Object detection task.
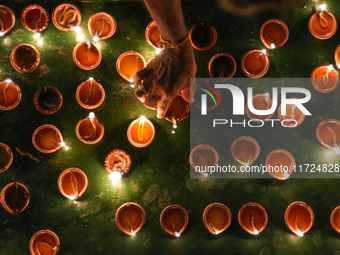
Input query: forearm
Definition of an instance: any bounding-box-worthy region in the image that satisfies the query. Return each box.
[144,0,187,42]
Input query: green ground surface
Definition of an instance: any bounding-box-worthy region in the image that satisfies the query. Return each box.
[0,0,339,254]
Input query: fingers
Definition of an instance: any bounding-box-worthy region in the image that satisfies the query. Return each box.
[133,67,152,85]
[144,94,160,110]
[156,98,171,119]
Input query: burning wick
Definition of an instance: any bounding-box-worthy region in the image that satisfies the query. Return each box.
[93,35,99,42]
[85,40,92,64]
[83,112,97,139]
[294,212,304,236]
[208,223,220,235]
[94,19,108,38]
[240,154,253,166]
[322,65,334,85]
[155,48,163,55]
[125,211,136,236]
[73,26,81,34]
[172,118,177,134]
[271,43,276,49]
[327,125,340,154]
[109,171,122,185]
[318,5,328,29]
[60,141,69,151]
[137,116,146,142]
[250,209,259,235]
[33,32,41,39]
[170,216,180,237]
[256,49,267,60]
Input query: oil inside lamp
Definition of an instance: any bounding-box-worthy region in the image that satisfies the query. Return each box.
[34,86,63,114]
[0,79,22,110]
[104,149,131,185]
[52,3,81,31]
[311,65,339,93]
[265,149,295,180]
[76,77,105,109]
[316,119,340,154]
[10,44,40,74]
[238,202,268,235]
[160,205,189,237]
[278,103,305,128]
[308,4,337,40]
[88,12,116,41]
[0,5,15,36]
[203,203,232,235]
[32,124,64,153]
[241,49,270,78]
[116,51,146,82]
[189,22,217,51]
[208,53,237,78]
[57,168,88,200]
[0,143,13,173]
[285,201,314,236]
[260,19,289,49]
[29,229,60,255]
[76,112,104,144]
[231,136,260,166]
[189,144,219,177]
[21,4,49,33]
[246,93,274,121]
[73,40,102,70]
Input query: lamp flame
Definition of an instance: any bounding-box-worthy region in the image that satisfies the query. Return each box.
[109,171,122,185]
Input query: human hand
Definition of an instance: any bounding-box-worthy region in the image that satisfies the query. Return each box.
[133,42,196,119]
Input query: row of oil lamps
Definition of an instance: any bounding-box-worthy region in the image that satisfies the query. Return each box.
[1,194,340,254]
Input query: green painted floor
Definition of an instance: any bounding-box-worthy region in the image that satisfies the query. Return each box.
[0,0,340,254]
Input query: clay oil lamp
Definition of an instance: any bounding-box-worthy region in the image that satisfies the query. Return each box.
[127,116,155,148]
[76,77,105,109]
[160,205,189,237]
[246,93,274,121]
[104,149,131,185]
[189,144,219,177]
[75,112,104,144]
[115,203,146,236]
[231,136,260,166]
[52,3,81,32]
[330,205,340,234]
[311,65,338,93]
[316,119,340,154]
[32,124,65,153]
[88,12,116,41]
[21,4,49,38]
[29,229,60,255]
[145,21,162,50]
[265,149,295,180]
[277,103,305,128]
[308,4,337,40]
[208,53,237,78]
[238,202,268,235]
[189,22,217,51]
[203,203,232,235]
[73,40,102,70]
[0,182,30,214]
[0,79,21,110]
[57,168,88,200]
[10,44,40,74]
[241,49,269,78]
[0,5,15,36]
[116,51,146,82]
[0,143,13,174]
[260,19,289,49]
[164,95,190,128]
[285,201,314,236]
[34,86,62,114]
[334,45,340,69]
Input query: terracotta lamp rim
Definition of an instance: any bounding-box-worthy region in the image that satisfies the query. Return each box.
[0,143,13,174]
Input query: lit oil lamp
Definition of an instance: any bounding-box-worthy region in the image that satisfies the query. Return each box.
[308,4,337,40]
[57,168,88,200]
[10,44,40,74]
[241,49,269,78]
[75,112,104,144]
[165,95,190,128]
[311,65,339,93]
[285,201,314,236]
[189,22,217,51]
[0,5,15,36]
[116,50,146,82]
[34,86,63,114]
[208,53,237,78]
[265,149,295,180]
[0,143,13,174]
[189,144,219,177]
[160,205,189,237]
[246,93,274,121]
[0,79,21,110]
[115,203,146,236]
[21,4,49,38]
[238,202,268,235]
[127,116,155,148]
[330,205,340,234]
[88,12,116,41]
[0,182,30,214]
[231,136,260,166]
[260,19,289,49]
[76,77,105,109]
[104,149,131,185]
[73,40,102,70]
[316,119,340,154]
[203,203,232,235]
[52,3,81,31]
[334,45,340,69]
[29,229,60,255]
[277,103,305,128]
[145,21,162,49]
[32,124,66,153]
